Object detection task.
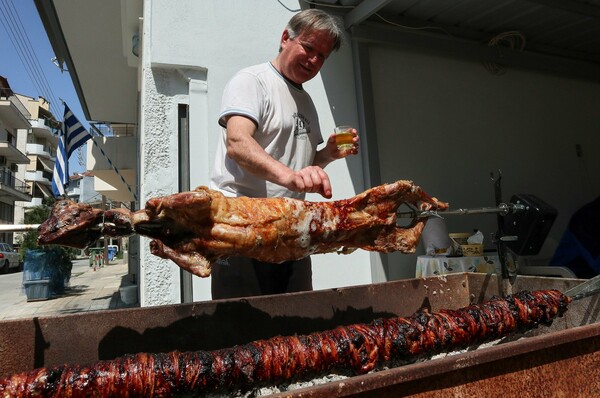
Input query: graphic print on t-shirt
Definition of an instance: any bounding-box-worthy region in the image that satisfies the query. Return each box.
[293,112,310,140]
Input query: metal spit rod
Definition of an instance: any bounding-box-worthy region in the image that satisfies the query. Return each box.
[397,202,526,219]
[1,203,527,233]
[565,273,600,301]
[0,224,107,233]
[0,224,41,232]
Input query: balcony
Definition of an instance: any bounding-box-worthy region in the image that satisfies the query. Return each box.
[0,170,32,202]
[23,197,44,208]
[25,170,51,185]
[0,90,31,129]
[26,143,54,158]
[29,118,59,140]
[66,186,81,197]
[0,141,30,164]
[87,135,137,202]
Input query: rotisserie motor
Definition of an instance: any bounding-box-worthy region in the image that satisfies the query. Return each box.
[38,180,448,277]
[0,289,570,397]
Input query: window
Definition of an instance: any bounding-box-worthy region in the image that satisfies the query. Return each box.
[0,202,14,223]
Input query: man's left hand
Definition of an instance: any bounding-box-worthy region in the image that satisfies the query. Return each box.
[326,127,359,159]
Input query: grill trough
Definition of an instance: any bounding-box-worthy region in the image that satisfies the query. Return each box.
[0,273,599,397]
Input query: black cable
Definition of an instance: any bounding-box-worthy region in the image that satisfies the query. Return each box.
[276,0,300,13]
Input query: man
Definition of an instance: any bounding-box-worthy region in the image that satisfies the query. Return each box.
[209,9,359,299]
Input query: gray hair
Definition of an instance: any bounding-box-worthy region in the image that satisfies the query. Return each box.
[285,9,344,52]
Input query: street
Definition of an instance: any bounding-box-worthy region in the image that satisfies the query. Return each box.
[0,257,134,320]
[0,261,25,315]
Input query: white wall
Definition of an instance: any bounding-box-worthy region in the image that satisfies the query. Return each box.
[368,44,600,279]
[141,0,370,304]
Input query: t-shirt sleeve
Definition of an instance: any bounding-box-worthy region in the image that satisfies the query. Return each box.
[218,71,263,128]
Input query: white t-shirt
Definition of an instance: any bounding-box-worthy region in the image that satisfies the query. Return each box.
[210,63,323,199]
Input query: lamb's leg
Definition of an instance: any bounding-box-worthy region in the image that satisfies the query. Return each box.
[149,239,213,277]
[334,181,447,237]
[346,180,447,220]
[374,221,427,253]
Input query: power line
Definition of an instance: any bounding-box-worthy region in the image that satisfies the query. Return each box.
[0,0,62,117]
[2,0,58,113]
[6,0,61,114]
[0,3,44,99]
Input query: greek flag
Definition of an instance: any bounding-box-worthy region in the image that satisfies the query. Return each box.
[51,104,92,197]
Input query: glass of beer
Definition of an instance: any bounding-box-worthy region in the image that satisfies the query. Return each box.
[334,125,354,151]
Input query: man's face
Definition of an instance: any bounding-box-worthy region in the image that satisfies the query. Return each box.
[277,28,335,85]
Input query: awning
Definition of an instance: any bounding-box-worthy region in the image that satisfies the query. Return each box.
[38,158,54,173]
[35,182,53,198]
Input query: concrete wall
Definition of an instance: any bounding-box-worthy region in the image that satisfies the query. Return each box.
[368,44,600,279]
[138,0,183,306]
[139,0,369,304]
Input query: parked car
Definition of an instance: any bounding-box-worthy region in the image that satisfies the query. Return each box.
[0,242,21,273]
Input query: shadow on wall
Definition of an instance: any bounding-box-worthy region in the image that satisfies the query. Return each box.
[97,299,401,359]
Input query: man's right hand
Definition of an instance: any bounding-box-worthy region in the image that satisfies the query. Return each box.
[284,165,332,199]
[225,116,333,199]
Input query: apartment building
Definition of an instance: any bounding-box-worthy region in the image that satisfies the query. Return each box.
[20,95,60,209]
[0,76,33,245]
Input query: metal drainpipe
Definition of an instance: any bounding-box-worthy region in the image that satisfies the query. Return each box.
[102,195,109,266]
[178,103,193,303]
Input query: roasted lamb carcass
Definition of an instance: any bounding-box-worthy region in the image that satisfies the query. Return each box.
[38,180,447,277]
[0,290,571,397]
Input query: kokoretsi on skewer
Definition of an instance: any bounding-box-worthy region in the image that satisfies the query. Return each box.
[0,290,570,397]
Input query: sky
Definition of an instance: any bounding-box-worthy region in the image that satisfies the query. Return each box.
[0,0,86,174]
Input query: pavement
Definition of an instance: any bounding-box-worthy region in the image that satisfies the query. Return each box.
[0,257,137,321]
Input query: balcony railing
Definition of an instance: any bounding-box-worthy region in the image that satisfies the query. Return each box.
[90,122,136,137]
[30,118,60,135]
[0,170,30,194]
[42,117,61,130]
[0,88,12,97]
[26,143,55,158]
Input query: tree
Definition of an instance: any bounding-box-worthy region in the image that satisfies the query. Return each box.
[19,205,51,259]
